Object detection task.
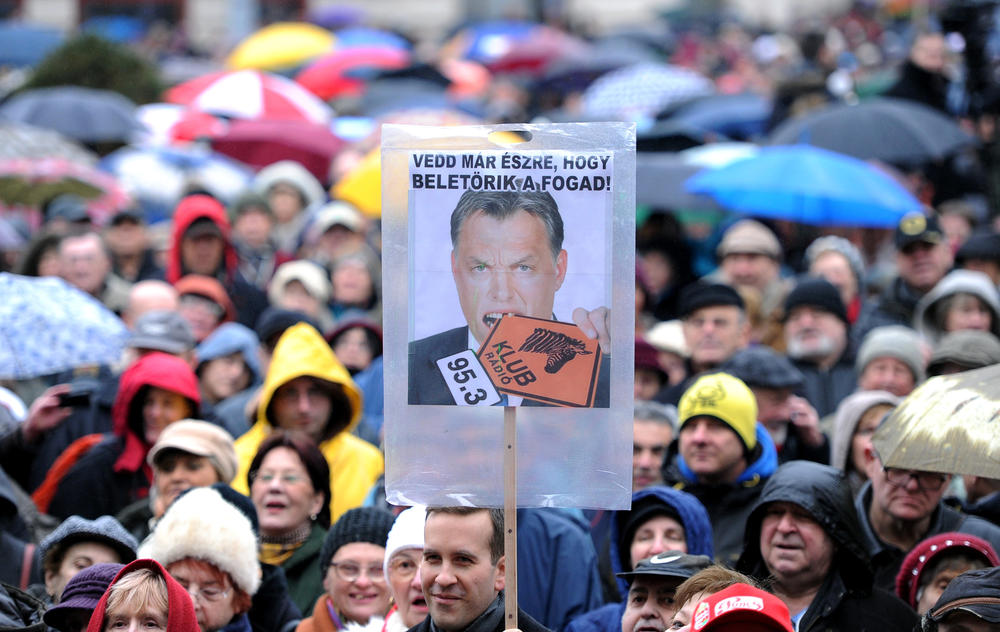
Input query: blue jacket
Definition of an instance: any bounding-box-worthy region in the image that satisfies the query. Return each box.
[566,487,713,632]
[517,508,604,632]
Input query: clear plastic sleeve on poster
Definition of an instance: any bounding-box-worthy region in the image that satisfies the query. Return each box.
[381,122,635,509]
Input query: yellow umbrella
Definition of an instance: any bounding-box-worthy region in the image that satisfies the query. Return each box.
[333,147,380,218]
[227,22,335,72]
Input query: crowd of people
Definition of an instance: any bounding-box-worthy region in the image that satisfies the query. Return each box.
[3,2,1000,632]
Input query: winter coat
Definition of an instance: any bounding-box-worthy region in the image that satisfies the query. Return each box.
[566,487,713,632]
[661,423,778,565]
[913,269,1000,344]
[167,195,268,328]
[85,559,198,632]
[47,353,201,520]
[405,593,550,632]
[516,508,604,632]
[790,352,858,419]
[884,60,949,113]
[249,562,302,632]
[232,323,383,523]
[0,582,46,632]
[852,276,926,348]
[0,468,40,589]
[736,461,917,632]
[283,523,327,618]
[854,480,1000,592]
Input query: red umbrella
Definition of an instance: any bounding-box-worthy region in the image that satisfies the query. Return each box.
[296,46,411,100]
[486,26,590,76]
[210,118,346,183]
[165,70,334,125]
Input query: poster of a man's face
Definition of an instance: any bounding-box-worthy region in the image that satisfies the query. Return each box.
[407,150,612,407]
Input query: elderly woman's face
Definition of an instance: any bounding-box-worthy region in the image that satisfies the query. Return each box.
[167,559,239,632]
[387,548,427,628]
[250,447,324,537]
[323,542,391,624]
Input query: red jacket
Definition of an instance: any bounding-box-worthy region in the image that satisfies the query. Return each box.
[166,194,240,285]
[87,559,199,632]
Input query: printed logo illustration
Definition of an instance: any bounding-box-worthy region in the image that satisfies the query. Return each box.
[477,315,602,407]
[518,328,593,374]
[693,381,726,409]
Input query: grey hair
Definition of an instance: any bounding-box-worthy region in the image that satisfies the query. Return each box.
[450,190,564,261]
[634,400,679,433]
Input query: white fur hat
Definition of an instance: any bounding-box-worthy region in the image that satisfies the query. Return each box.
[138,487,261,595]
[382,505,426,579]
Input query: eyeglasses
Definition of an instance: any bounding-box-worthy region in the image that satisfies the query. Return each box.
[175,580,231,603]
[882,466,948,492]
[252,471,306,486]
[330,562,385,582]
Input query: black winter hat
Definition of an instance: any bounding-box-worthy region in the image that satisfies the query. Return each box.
[721,346,804,389]
[319,507,396,574]
[783,277,848,324]
[677,282,744,318]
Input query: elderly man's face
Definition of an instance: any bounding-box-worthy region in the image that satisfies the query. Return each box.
[720,253,778,292]
[896,241,952,293]
[681,305,748,370]
[451,210,567,344]
[865,450,950,524]
[633,419,672,490]
[759,501,834,589]
[620,576,682,632]
[60,234,110,296]
[784,306,847,365]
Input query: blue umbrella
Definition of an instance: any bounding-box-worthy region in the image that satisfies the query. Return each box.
[0,273,129,379]
[685,145,922,227]
[0,21,64,67]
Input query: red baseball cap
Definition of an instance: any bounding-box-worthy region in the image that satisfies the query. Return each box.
[691,583,794,632]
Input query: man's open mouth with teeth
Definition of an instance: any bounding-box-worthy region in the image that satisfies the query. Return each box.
[482,312,519,330]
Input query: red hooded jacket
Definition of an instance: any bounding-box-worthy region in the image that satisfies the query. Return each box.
[45,353,201,520]
[166,195,240,285]
[87,558,199,632]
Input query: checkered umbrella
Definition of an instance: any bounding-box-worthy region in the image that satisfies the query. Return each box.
[581,62,714,121]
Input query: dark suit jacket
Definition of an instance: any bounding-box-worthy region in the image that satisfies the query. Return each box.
[408,326,610,407]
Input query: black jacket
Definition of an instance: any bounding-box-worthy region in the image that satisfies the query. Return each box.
[737,461,917,632]
[852,276,925,348]
[406,593,550,632]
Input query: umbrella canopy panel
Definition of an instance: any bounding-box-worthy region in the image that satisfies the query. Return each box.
[0,273,129,379]
[685,144,922,227]
[226,21,335,71]
[767,97,976,165]
[0,123,98,165]
[0,86,145,143]
[873,363,1000,479]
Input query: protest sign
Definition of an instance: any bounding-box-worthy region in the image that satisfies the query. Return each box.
[382,123,634,510]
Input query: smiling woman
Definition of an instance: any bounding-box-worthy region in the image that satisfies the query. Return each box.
[296,507,396,632]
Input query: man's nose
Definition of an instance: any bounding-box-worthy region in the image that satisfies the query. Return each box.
[488,270,514,300]
[435,564,456,587]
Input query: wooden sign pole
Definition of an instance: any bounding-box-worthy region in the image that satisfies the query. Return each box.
[503,405,518,631]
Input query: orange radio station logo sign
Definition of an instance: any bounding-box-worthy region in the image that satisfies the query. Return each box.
[477,315,602,407]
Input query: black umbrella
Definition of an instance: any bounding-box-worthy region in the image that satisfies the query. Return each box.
[766,97,976,165]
